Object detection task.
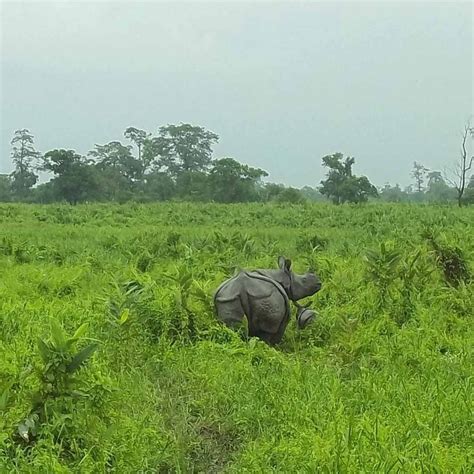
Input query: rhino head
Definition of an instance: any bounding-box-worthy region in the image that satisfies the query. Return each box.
[254,256,322,302]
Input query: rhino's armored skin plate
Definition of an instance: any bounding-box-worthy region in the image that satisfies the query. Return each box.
[214,257,322,344]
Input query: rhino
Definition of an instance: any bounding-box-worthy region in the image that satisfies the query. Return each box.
[214,256,322,344]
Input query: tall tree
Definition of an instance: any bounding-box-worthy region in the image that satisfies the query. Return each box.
[42,149,97,204]
[411,161,429,193]
[208,158,267,202]
[446,121,473,206]
[425,171,455,202]
[10,129,40,198]
[124,127,150,165]
[319,153,378,204]
[150,123,219,176]
[427,171,444,186]
[89,141,143,182]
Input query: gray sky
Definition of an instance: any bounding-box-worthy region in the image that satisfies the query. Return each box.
[1,1,473,187]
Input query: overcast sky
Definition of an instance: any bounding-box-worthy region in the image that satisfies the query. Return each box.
[1,1,472,187]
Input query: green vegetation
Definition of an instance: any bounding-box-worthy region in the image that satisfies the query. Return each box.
[319,153,378,204]
[3,124,473,206]
[0,202,473,472]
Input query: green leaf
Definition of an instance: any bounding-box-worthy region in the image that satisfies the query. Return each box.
[37,337,51,363]
[66,323,88,349]
[71,323,88,341]
[50,319,67,351]
[119,309,130,325]
[0,381,13,411]
[67,343,99,373]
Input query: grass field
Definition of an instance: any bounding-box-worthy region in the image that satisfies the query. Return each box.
[0,202,473,472]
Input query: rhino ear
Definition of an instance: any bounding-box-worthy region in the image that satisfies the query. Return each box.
[278,256,292,272]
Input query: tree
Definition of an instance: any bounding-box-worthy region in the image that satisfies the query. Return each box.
[411,161,429,193]
[175,170,210,201]
[141,171,176,201]
[299,186,325,202]
[275,187,306,204]
[319,153,378,204]
[89,141,143,201]
[42,149,98,204]
[446,121,473,207]
[463,174,474,204]
[0,174,12,201]
[208,158,268,202]
[32,181,59,204]
[261,183,306,203]
[262,183,286,202]
[425,171,456,203]
[150,123,219,177]
[89,141,143,183]
[10,129,40,198]
[93,166,132,202]
[379,183,409,203]
[123,127,149,162]
[427,171,444,186]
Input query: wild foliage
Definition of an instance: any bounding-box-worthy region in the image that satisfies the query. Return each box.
[0,202,472,471]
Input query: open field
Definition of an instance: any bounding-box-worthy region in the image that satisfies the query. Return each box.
[0,202,473,472]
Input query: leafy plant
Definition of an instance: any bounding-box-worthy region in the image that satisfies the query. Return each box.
[107,278,150,326]
[0,380,13,413]
[165,266,200,340]
[395,249,432,325]
[1,202,473,472]
[424,232,470,286]
[231,231,255,255]
[364,242,401,308]
[166,231,182,256]
[17,320,99,444]
[136,249,154,272]
[296,233,328,253]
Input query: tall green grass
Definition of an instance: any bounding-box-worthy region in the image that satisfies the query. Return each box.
[1,203,473,472]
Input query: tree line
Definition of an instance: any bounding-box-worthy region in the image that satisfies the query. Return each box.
[1,123,473,205]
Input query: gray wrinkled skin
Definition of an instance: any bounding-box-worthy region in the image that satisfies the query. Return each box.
[214,257,322,344]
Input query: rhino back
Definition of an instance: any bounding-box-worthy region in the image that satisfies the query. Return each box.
[214,272,291,337]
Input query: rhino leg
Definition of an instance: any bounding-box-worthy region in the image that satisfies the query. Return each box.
[249,327,287,345]
[214,275,245,327]
[246,284,290,345]
[214,272,291,344]
[214,296,245,327]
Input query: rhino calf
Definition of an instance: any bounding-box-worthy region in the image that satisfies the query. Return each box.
[214,257,322,344]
